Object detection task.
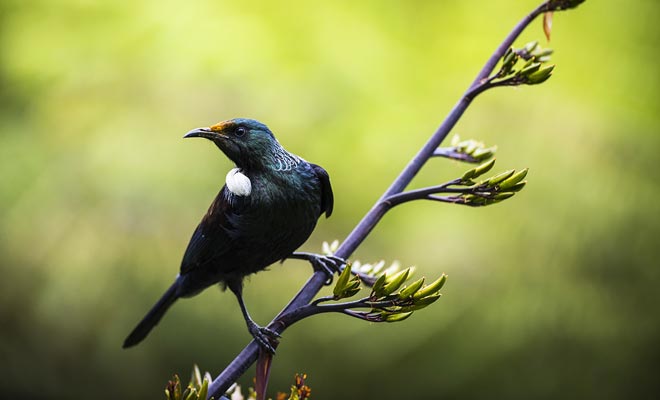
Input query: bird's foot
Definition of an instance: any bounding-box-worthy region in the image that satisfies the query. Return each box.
[288,252,380,286]
[289,252,346,285]
[247,321,280,354]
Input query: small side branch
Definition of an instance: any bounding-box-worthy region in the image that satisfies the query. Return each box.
[433,147,481,163]
[278,272,448,328]
[383,179,462,208]
[383,162,528,209]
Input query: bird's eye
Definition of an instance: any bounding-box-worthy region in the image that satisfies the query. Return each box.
[235,127,247,137]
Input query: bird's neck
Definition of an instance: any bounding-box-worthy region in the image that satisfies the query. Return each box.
[226,145,304,197]
[238,143,302,173]
[268,144,302,172]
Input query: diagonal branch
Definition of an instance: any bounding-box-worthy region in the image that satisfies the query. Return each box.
[207,1,568,398]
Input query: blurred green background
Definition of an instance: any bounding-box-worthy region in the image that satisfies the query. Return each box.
[2,0,659,398]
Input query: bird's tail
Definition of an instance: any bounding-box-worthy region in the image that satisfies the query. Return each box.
[123,281,180,348]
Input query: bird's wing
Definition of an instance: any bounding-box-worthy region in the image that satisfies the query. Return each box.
[179,187,239,274]
[310,163,334,218]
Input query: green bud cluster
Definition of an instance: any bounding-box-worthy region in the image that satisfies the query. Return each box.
[493,41,556,86]
[323,257,447,324]
[448,134,497,162]
[367,270,447,323]
[332,261,362,299]
[221,372,311,400]
[462,159,496,182]
[165,365,211,400]
[458,160,528,206]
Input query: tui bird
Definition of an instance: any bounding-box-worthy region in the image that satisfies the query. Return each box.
[123,118,334,352]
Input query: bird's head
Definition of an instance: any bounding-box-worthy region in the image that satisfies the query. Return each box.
[184,118,281,170]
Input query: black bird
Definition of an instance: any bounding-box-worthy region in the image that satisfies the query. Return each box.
[123,118,334,352]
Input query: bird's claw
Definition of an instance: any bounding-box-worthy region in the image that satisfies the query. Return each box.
[311,255,382,286]
[328,255,346,268]
[262,326,281,339]
[310,255,347,285]
[289,252,377,286]
[288,252,347,285]
[248,323,280,354]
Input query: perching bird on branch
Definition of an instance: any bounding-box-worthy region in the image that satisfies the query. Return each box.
[123,118,334,353]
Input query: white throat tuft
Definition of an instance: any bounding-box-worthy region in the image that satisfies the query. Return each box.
[226,168,252,196]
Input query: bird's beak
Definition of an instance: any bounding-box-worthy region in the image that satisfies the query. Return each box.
[183,127,227,140]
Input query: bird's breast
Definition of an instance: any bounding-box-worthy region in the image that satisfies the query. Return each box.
[224,168,322,268]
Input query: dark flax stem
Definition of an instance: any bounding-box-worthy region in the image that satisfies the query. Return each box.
[383,179,464,208]
[207,2,549,398]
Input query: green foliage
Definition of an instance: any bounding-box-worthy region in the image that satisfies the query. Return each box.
[165,366,211,400]
[166,367,312,400]
[332,260,362,299]
[285,374,312,400]
[434,135,497,163]
[326,254,447,324]
[491,41,557,86]
[223,373,311,400]
[453,160,529,207]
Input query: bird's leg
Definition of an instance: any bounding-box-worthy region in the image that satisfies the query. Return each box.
[227,280,280,354]
[288,252,347,285]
